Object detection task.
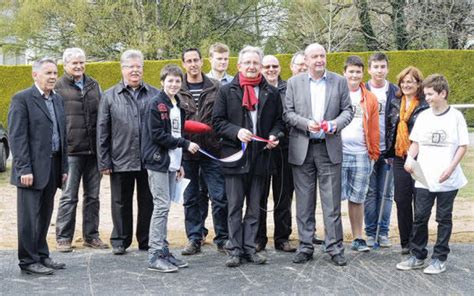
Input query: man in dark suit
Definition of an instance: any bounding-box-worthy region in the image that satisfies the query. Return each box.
[283,43,353,266]
[213,46,284,268]
[8,58,68,275]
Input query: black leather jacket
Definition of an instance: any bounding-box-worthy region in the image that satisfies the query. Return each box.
[386,95,429,157]
[97,81,159,172]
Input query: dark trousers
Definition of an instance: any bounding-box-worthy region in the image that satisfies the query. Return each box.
[56,155,101,242]
[256,148,294,247]
[109,170,153,250]
[17,155,60,268]
[393,156,416,248]
[411,189,457,261]
[183,159,228,246]
[225,173,265,256]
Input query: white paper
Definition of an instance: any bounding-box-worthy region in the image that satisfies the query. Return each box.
[170,178,190,204]
[406,156,429,188]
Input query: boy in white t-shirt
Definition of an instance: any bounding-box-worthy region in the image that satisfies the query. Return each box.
[396,74,469,274]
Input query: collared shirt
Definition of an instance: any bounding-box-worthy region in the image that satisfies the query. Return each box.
[74,76,84,91]
[207,70,233,85]
[249,86,259,134]
[35,84,60,152]
[309,72,327,139]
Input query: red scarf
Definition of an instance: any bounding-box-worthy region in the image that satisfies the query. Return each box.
[239,72,262,111]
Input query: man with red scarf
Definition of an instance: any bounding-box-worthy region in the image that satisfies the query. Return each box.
[212,46,284,268]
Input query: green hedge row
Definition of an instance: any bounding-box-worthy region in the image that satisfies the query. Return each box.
[1,49,473,127]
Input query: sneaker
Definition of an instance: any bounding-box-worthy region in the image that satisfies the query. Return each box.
[378,235,392,248]
[225,255,241,267]
[166,253,188,268]
[396,256,425,270]
[423,259,446,274]
[243,252,267,265]
[112,246,126,255]
[351,239,370,252]
[181,241,201,256]
[148,254,178,273]
[57,240,73,253]
[83,238,109,249]
[366,236,375,247]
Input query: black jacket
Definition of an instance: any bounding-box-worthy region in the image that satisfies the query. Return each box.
[8,86,68,189]
[179,74,221,160]
[366,81,398,156]
[55,73,101,156]
[141,92,190,173]
[386,95,429,157]
[97,81,160,172]
[212,75,284,175]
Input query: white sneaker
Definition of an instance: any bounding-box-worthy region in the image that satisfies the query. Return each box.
[423,259,446,274]
[379,235,392,247]
[396,256,425,270]
[366,236,375,247]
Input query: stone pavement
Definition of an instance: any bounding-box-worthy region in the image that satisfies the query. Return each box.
[1,243,473,295]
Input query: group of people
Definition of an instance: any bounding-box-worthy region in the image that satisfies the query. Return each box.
[8,41,468,276]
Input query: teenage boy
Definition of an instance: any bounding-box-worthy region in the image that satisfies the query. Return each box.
[341,56,380,252]
[397,74,469,274]
[141,64,200,273]
[364,52,398,247]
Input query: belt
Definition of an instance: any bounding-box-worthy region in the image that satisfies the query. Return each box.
[309,138,325,144]
[51,151,60,157]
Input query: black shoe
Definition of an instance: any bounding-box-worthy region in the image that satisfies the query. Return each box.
[181,241,201,256]
[217,244,228,254]
[112,246,126,255]
[275,241,297,253]
[312,235,324,245]
[21,263,54,275]
[243,253,267,265]
[225,255,241,267]
[139,245,149,251]
[41,258,66,270]
[331,254,347,266]
[293,252,313,264]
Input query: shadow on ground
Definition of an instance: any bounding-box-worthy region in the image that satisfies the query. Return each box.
[1,243,473,295]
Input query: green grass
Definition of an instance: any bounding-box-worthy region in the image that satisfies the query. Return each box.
[458,148,474,200]
[468,127,474,133]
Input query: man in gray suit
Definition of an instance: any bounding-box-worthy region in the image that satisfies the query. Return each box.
[283,43,353,266]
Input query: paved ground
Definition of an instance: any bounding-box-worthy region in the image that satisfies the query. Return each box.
[1,243,473,295]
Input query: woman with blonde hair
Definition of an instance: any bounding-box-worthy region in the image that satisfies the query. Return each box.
[386,66,429,254]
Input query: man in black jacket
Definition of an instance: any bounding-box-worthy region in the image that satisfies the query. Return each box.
[179,48,228,255]
[9,58,68,275]
[213,46,284,267]
[97,49,159,255]
[255,55,296,253]
[55,48,108,252]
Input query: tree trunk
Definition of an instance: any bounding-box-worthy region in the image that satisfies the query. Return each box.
[355,0,380,50]
[390,0,409,50]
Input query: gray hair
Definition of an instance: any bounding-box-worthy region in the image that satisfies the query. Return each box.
[120,49,144,66]
[291,51,304,65]
[238,46,264,64]
[32,57,57,73]
[63,48,86,64]
[304,43,326,56]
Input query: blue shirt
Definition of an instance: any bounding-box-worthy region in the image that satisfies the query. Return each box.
[309,72,327,139]
[207,71,233,85]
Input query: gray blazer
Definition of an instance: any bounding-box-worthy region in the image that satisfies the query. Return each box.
[283,71,353,165]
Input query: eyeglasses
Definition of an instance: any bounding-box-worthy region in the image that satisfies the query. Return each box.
[240,61,260,67]
[122,64,143,70]
[263,65,280,69]
[401,80,417,85]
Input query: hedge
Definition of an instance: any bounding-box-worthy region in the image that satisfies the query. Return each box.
[1,49,473,127]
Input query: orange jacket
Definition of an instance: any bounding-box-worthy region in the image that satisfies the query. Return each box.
[359,83,380,160]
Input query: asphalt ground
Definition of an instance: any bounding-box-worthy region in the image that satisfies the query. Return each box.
[1,243,473,295]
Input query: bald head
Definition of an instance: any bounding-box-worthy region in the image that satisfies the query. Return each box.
[261,55,281,87]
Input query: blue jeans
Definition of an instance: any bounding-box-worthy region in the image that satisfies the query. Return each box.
[364,154,394,237]
[56,155,101,242]
[183,158,228,246]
